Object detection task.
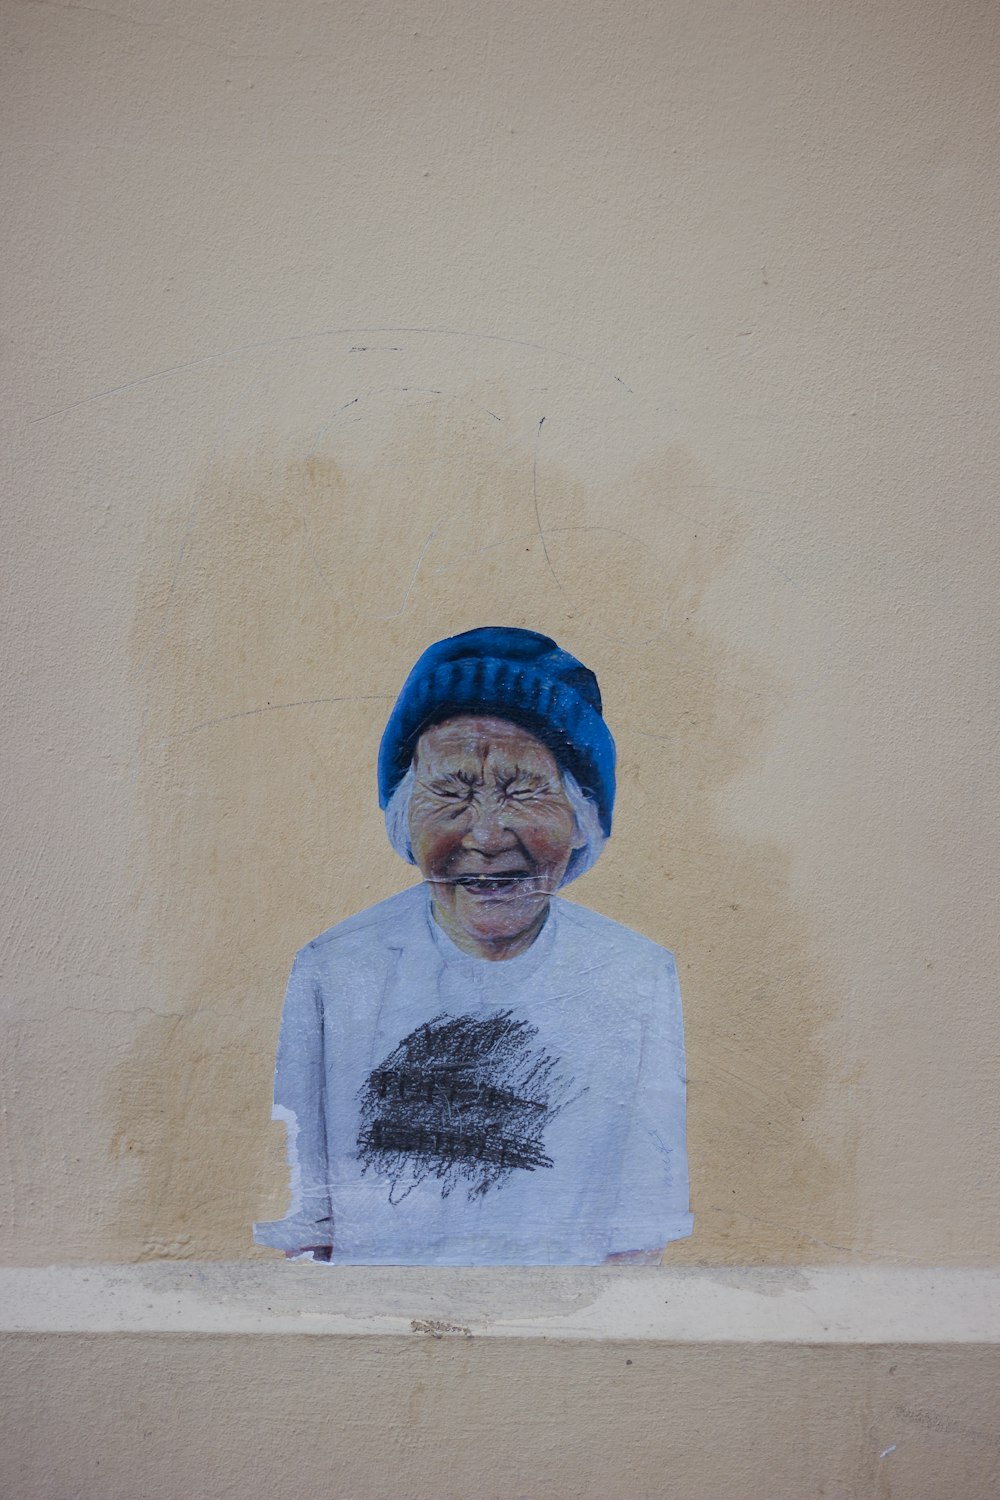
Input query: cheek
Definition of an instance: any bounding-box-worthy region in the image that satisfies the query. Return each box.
[409,809,464,868]
[516,808,577,864]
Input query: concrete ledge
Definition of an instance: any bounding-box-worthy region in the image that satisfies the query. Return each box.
[4,1271,1000,1499]
[2,1263,997,1342]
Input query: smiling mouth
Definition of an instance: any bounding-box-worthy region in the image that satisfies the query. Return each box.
[433,872,545,895]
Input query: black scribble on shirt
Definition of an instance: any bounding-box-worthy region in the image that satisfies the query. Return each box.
[357,1010,576,1202]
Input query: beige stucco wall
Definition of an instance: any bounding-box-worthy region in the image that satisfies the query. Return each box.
[5,1331,1000,1500]
[4,0,999,1492]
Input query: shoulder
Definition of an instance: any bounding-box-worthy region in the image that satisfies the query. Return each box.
[552,896,679,981]
[295,882,427,971]
[552,899,684,1045]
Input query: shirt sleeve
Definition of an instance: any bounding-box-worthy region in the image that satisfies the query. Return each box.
[607,949,693,1255]
[252,951,335,1252]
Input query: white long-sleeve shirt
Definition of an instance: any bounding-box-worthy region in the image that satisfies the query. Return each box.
[254,882,692,1264]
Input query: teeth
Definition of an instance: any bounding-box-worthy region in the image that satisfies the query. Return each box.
[425,874,551,892]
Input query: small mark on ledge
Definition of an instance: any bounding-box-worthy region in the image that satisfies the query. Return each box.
[879,1444,897,1460]
[411,1318,473,1339]
[349,345,402,352]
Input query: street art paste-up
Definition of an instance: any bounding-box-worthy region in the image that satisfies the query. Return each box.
[254,627,692,1265]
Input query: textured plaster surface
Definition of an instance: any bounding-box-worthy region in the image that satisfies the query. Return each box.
[3,0,1000,1491]
[4,1332,1000,1499]
[6,0,1000,1263]
[3,1264,999,1342]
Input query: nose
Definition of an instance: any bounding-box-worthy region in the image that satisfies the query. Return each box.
[463,791,518,855]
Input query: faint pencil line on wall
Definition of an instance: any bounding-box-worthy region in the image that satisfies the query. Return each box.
[28,326,632,424]
[308,389,504,458]
[377,523,444,620]
[159,694,394,747]
[532,415,563,592]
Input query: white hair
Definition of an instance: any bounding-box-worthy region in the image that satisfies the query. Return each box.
[384,764,606,887]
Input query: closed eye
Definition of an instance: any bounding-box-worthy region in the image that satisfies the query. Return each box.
[426,775,478,801]
[501,781,551,802]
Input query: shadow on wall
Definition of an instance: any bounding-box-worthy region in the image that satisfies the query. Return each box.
[109,392,857,1262]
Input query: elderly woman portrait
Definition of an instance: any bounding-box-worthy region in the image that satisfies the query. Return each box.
[254,627,692,1265]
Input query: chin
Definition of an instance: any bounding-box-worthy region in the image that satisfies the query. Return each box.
[467,917,535,945]
[453,890,550,946]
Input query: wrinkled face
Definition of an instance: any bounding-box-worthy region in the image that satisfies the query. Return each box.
[409,716,583,959]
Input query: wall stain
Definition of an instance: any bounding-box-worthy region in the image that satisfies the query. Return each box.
[411,1319,473,1339]
[108,394,857,1262]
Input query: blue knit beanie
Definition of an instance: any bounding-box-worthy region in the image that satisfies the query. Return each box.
[377,627,616,836]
